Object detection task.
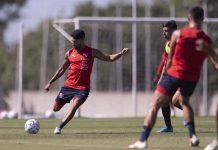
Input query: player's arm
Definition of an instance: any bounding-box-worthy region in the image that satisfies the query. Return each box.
[208,56,218,69]
[153,52,167,85]
[196,39,218,69]
[44,52,70,91]
[166,30,180,70]
[92,48,129,62]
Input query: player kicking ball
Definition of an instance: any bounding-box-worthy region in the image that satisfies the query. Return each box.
[44,29,129,134]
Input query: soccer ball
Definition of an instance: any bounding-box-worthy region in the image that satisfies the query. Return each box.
[24,119,40,134]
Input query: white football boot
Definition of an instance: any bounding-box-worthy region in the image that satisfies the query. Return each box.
[128,141,147,149]
[54,127,61,134]
[190,134,200,147]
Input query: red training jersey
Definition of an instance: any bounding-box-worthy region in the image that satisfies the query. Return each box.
[167,27,212,81]
[153,42,170,84]
[64,46,94,90]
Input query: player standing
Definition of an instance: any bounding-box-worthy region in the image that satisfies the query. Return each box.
[154,20,181,133]
[44,29,128,134]
[128,6,212,149]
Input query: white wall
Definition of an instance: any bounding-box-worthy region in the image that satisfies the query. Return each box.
[6,91,218,118]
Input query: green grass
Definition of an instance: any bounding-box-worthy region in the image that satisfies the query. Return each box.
[0,117,216,150]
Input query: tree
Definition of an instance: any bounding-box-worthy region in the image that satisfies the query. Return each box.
[0,0,26,111]
[0,0,26,41]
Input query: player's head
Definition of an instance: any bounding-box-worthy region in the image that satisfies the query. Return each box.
[188,6,204,23]
[162,20,177,40]
[70,29,85,49]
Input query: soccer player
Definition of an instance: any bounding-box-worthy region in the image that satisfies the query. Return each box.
[128,6,213,149]
[156,21,218,133]
[44,29,129,134]
[154,20,181,133]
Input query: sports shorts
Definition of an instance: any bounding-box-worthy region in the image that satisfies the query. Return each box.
[55,86,89,104]
[156,73,197,97]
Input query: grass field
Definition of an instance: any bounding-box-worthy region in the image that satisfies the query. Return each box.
[0,117,216,150]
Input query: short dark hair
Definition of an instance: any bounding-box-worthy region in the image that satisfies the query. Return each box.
[189,6,204,22]
[163,20,177,30]
[71,29,85,39]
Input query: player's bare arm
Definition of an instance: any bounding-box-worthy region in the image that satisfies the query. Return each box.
[44,53,70,91]
[92,48,129,61]
[196,39,218,69]
[208,56,218,69]
[166,30,180,70]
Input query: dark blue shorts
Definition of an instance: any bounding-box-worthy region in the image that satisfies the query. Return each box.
[55,86,89,103]
[156,74,197,97]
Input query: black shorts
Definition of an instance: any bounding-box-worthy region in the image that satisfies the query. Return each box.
[156,74,197,97]
[55,86,89,103]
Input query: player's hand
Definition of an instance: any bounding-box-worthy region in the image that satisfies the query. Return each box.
[121,48,129,55]
[44,83,51,91]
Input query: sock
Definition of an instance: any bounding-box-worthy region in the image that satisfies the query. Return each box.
[139,126,151,142]
[186,121,196,138]
[162,106,172,127]
[58,121,66,129]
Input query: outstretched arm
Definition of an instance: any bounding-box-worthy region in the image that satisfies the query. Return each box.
[92,48,129,62]
[44,53,70,91]
[196,39,218,69]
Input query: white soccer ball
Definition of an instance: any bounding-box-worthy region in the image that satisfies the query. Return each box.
[24,119,40,134]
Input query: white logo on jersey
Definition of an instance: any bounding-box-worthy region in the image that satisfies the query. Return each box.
[59,93,64,98]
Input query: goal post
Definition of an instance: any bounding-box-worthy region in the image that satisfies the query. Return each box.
[52,16,218,117]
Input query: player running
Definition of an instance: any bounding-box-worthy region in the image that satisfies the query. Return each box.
[128,6,213,149]
[156,21,218,133]
[44,29,129,134]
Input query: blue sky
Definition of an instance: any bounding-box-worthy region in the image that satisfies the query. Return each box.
[4,0,117,45]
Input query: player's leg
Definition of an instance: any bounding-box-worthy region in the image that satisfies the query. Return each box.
[54,96,87,134]
[158,90,183,133]
[172,90,182,110]
[180,95,199,146]
[53,86,70,112]
[54,88,89,134]
[63,96,84,123]
[54,96,84,134]
[157,105,173,132]
[128,90,172,149]
[180,81,199,146]
[145,90,172,128]
[53,101,66,112]
[128,74,178,149]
